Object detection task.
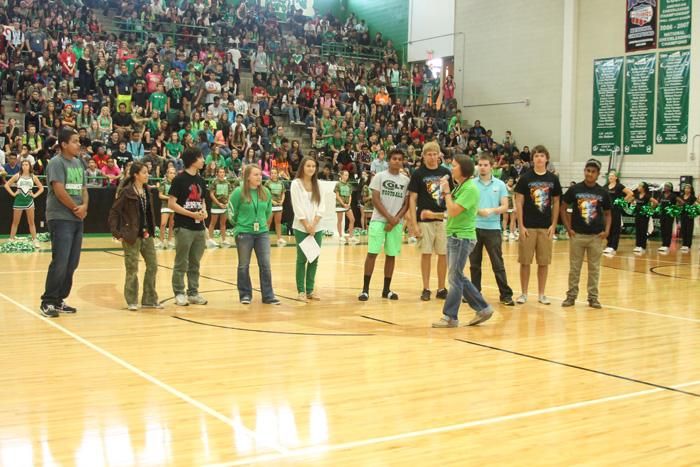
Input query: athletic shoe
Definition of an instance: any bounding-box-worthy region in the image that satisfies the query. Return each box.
[58,300,77,314]
[552,235,559,241]
[221,240,232,248]
[538,295,551,305]
[603,247,613,254]
[307,291,321,301]
[175,294,189,306]
[40,303,59,318]
[634,248,646,255]
[206,239,219,248]
[298,293,308,302]
[241,297,252,305]
[347,236,360,244]
[435,288,448,300]
[188,294,208,305]
[408,236,417,244]
[142,303,164,309]
[339,236,348,244]
[420,289,431,301]
[516,294,528,304]
[382,291,399,300]
[633,246,642,253]
[561,297,576,307]
[168,240,176,249]
[358,292,369,301]
[432,316,459,328]
[509,233,516,241]
[155,241,165,250]
[263,298,281,305]
[500,297,515,306]
[588,299,602,309]
[681,246,690,253]
[127,304,138,311]
[277,238,287,247]
[32,240,41,249]
[658,246,670,254]
[468,308,493,326]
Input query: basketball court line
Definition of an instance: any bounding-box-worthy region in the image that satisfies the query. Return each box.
[0,290,290,456]
[205,378,700,466]
[338,259,700,324]
[0,268,123,275]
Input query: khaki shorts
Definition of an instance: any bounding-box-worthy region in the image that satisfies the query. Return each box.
[518,228,553,265]
[418,221,447,255]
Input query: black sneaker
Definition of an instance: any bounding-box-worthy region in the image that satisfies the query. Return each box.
[420,289,431,301]
[435,288,448,300]
[381,291,399,300]
[588,299,602,309]
[263,298,281,306]
[58,300,77,314]
[40,303,59,318]
[241,297,252,305]
[500,297,515,306]
[358,292,369,301]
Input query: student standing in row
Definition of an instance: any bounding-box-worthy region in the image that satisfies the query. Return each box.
[267,168,288,247]
[40,128,87,318]
[632,182,656,254]
[604,170,633,255]
[656,182,676,254]
[168,147,209,307]
[560,159,611,309]
[514,145,561,305]
[109,162,160,311]
[157,167,176,249]
[433,155,493,328]
[358,149,410,301]
[290,157,323,302]
[677,184,697,252]
[230,165,280,305]
[4,160,44,247]
[207,167,234,248]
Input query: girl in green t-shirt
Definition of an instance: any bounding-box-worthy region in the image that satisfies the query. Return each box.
[265,168,287,246]
[208,167,234,248]
[334,170,358,244]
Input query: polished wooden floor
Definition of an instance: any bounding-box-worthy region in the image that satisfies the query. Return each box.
[2,234,700,466]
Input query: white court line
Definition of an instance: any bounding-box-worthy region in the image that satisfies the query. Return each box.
[338,260,700,324]
[206,378,700,466]
[0,268,123,275]
[0,291,290,456]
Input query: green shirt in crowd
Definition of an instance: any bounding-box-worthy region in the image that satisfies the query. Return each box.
[266,180,285,206]
[445,178,479,240]
[149,92,168,112]
[335,180,352,207]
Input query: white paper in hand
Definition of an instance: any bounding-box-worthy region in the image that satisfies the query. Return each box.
[299,234,321,264]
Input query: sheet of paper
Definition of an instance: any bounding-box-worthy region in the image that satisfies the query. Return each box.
[298,234,320,264]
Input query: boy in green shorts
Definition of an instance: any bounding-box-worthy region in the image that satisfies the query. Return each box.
[358,149,410,301]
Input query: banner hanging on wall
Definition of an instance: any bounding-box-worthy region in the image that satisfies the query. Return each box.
[656,50,690,144]
[658,0,692,48]
[626,0,658,52]
[592,57,624,156]
[623,53,656,155]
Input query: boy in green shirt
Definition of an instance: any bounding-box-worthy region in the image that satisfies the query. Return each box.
[433,154,493,328]
[148,83,168,116]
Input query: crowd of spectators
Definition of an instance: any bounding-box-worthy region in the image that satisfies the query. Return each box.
[0,0,541,192]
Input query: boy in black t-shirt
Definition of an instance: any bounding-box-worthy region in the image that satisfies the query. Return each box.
[560,159,611,309]
[514,145,562,305]
[168,147,209,307]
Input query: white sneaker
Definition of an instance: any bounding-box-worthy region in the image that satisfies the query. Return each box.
[657,246,665,252]
[206,239,219,248]
[509,233,516,241]
[175,294,189,306]
[155,241,165,250]
[339,236,348,244]
[32,240,41,249]
[681,246,689,253]
[221,240,232,248]
[603,247,613,254]
[633,246,642,253]
[552,235,559,241]
[348,236,360,244]
[408,236,417,244]
[538,295,551,305]
[516,294,528,304]
[127,304,138,311]
[277,238,287,246]
[188,294,208,305]
[168,240,176,249]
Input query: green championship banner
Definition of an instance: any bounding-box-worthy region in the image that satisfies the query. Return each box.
[656,50,690,144]
[658,0,692,48]
[592,57,624,155]
[623,53,656,155]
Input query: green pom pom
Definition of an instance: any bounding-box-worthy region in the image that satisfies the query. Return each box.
[664,205,682,218]
[154,226,161,237]
[685,204,700,218]
[37,232,51,243]
[0,239,37,254]
[641,204,658,217]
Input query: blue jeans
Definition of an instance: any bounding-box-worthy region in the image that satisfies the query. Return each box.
[235,232,275,301]
[443,236,492,320]
[287,106,300,122]
[41,220,83,306]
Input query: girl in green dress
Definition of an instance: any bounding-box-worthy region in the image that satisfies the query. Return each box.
[4,160,44,248]
[266,168,287,246]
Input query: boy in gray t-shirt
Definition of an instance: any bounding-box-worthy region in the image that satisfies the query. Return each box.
[359,150,410,301]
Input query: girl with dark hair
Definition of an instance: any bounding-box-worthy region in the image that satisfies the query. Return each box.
[632,182,658,254]
[108,162,160,311]
[604,170,634,255]
[290,156,323,302]
[657,182,677,253]
[678,184,697,252]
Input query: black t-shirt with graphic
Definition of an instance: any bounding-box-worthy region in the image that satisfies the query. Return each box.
[407,165,452,222]
[169,171,208,230]
[563,182,611,234]
[514,169,562,229]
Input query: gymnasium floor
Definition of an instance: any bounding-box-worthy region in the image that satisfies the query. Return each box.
[1,236,699,466]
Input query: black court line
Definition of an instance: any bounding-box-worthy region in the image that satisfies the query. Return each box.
[455,338,700,398]
[360,315,398,326]
[172,316,374,337]
[649,264,698,280]
[104,251,305,303]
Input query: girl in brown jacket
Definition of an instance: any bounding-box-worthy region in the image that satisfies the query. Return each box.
[108,162,161,311]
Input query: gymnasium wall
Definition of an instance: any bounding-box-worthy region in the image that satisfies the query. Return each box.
[346,0,409,59]
[453,0,565,163]
[407,0,454,63]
